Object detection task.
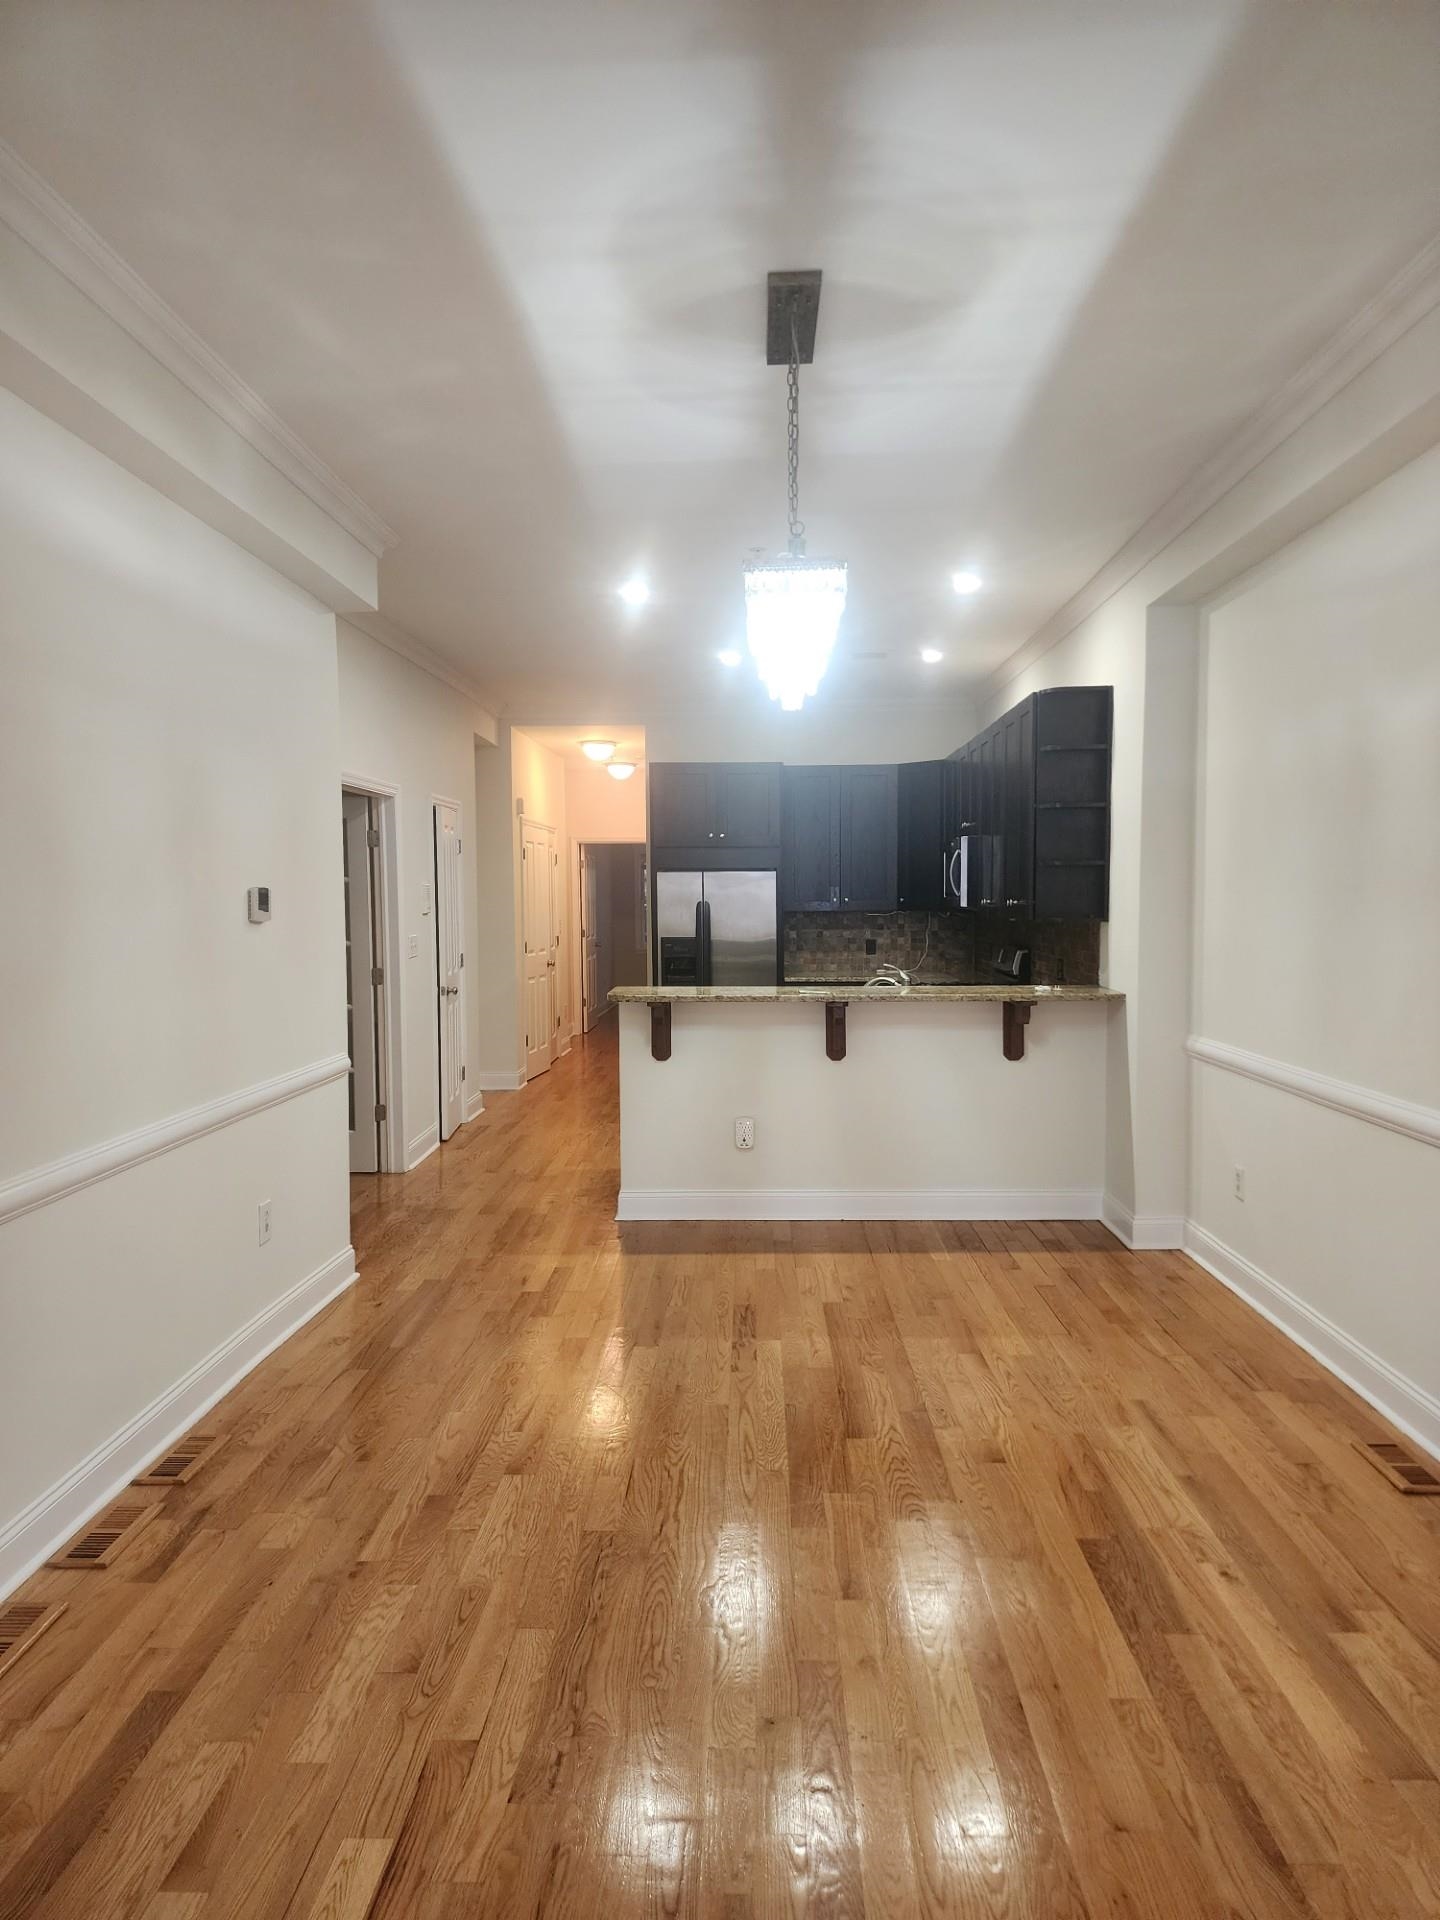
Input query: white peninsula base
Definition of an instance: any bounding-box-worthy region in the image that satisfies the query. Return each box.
[612,988,1122,1222]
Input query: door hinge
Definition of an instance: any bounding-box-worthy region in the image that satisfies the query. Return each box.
[461,1064,466,1080]
[366,828,380,848]
[374,1102,387,1121]
[459,953,464,967]
[371,965,384,986]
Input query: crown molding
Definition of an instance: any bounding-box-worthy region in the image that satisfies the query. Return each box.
[986,234,1440,700]
[0,137,397,559]
[342,611,500,722]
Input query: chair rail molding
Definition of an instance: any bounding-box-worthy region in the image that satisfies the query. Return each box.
[1187,1035,1440,1149]
[0,136,395,558]
[0,1054,351,1226]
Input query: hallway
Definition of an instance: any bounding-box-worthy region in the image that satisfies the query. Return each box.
[4,1029,1440,1918]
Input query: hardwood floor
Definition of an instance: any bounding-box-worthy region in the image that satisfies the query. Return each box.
[3,1020,1440,1917]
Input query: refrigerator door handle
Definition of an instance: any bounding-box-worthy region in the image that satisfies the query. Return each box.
[697,898,713,984]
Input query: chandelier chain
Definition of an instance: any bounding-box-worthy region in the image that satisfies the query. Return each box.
[787,313,804,551]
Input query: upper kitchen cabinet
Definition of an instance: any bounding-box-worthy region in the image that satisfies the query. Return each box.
[781,763,898,911]
[897,760,945,911]
[649,762,781,855]
[715,762,782,847]
[780,765,841,909]
[839,764,898,909]
[1031,686,1112,918]
[1000,699,1035,913]
[944,686,1112,918]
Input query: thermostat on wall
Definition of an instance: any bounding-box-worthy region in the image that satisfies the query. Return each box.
[247,885,271,924]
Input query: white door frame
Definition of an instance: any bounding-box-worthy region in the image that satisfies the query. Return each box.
[340,773,403,1176]
[432,793,467,1142]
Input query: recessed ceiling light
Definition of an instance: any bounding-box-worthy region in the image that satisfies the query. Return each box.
[580,739,616,762]
[606,761,638,781]
[617,575,650,608]
[920,646,944,664]
[951,568,983,596]
[717,649,742,667]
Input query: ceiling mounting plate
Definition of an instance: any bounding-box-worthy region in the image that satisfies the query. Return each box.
[766,269,822,365]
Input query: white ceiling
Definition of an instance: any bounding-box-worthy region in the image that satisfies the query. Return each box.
[2,0,1438,720]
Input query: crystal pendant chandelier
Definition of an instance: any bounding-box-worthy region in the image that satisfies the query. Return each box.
[744,273,847,712]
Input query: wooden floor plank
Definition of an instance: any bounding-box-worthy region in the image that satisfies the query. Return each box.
[3,1020,1439,1917]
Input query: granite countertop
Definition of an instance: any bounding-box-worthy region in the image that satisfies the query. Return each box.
[610,984,1124,1004]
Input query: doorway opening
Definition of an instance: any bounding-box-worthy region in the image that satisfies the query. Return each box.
[342,784,399,1174]
[579,843,648,1033]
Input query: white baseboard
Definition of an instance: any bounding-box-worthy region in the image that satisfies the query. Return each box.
[1101,1194,1186,1250]
[0,1245,357,1601]
[617,1187,1103,1223]
[475,1069,525,1092]
[1183,1221,1440,1460]
[406,1122,439,1169]
[463,1091,486,1124]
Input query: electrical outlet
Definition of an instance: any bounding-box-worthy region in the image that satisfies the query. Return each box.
[257,1200,273,1246]
[1233,1165,1245,1201]
[734,1117,755,1151]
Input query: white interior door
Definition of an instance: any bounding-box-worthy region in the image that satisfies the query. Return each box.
[580,847,602,1033]
[523,818,558,1078]
[343,790,381,1173]
[434,801,464,1140]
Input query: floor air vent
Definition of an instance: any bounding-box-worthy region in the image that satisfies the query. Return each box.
[0,1601,67,1681]
[134,1432,226,1486]
[47,1502,161,1570]
[1354,1439,1440,1494]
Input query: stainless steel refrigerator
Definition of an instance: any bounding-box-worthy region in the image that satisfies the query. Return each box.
[654,870,778,986]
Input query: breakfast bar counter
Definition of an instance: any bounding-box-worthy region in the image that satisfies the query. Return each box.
[609,983,1125,1222]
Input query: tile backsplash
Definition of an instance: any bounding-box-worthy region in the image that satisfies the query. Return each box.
[783,911,975,981]
[784,910,1101,985]
[970,912,1101,986]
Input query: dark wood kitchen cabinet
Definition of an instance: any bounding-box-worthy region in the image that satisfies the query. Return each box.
[715,762,782,846]
[1000,699,1035,912]
[942,686,1111,918]
[649,762,780,855]
[781,764,898,911]
[839,764,898,909]
[897,759,946,910]
[780,766,841,908]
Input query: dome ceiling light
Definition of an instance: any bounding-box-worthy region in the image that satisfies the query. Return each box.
[580,739,616,762]
[743,270,847,713]
[606,761,638,781]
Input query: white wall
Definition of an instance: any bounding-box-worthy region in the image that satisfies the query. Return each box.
[0,390,353,1593]
[985,297,1440,1244]
[335,620,494,1147]
[566,757,646,841]
[1188,444,1440,1443]
[617,999,1112,1216]
[645,697,979,765]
